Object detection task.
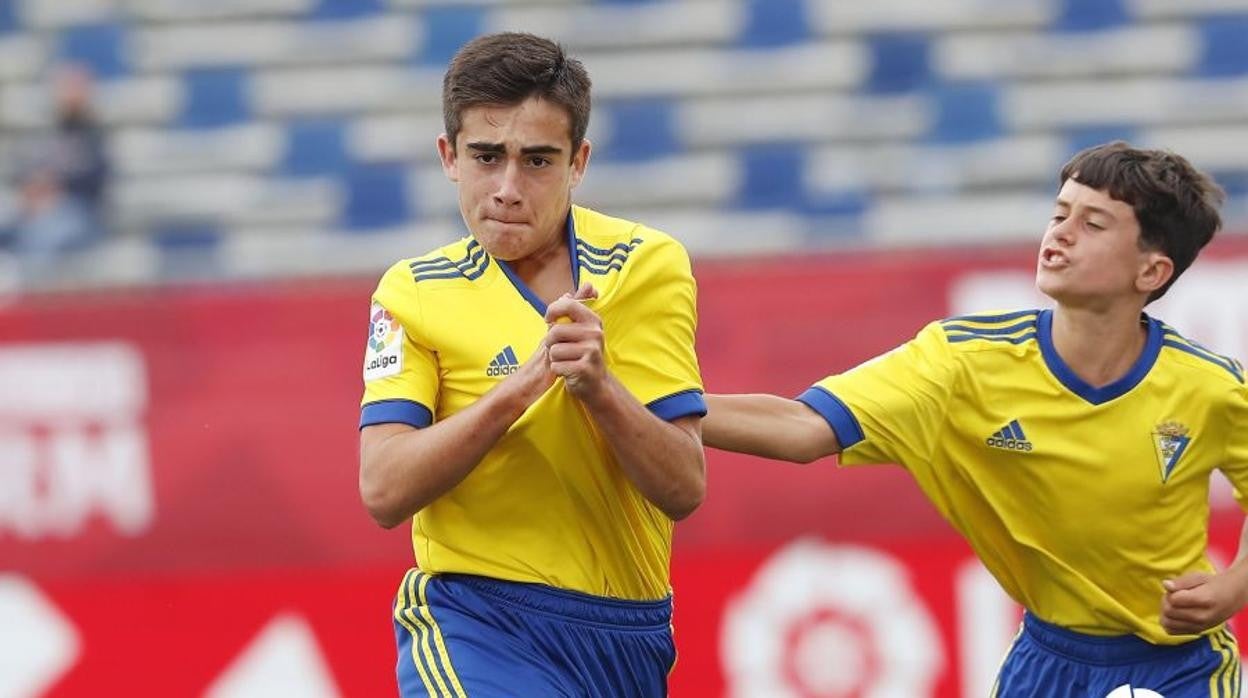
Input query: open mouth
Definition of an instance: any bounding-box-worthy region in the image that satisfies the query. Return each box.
[1040,248,1069,269]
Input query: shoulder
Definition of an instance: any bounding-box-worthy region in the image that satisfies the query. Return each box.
[572,206,691,279]
[934,309,1042,355]
[401,237,489,285]
[1155,319,1245,386]
[372,237,482,322]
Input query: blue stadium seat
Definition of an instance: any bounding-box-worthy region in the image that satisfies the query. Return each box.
[1053,0,1128,32]
[310,0,383,20]
[866,32,933,94]
[59,23,129,79]
[1213,171,1248,198]
[803,190,870,220]
[1065,125,1138,155]
[927,82,1003,144]
[737,143,806,209]
[415,6,486,66]
[0,0,18,34]
[1196,16,1248,77]
[739,0,810,48]
[341,163,410,230]
[179,68,250,129]
[281,119,349,177]
[152,222,223,279]
[599,99,678,162]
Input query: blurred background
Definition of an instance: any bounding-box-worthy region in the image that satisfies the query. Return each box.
[3,0,1248,696]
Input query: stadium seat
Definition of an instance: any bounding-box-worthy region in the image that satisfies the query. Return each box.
[1196,15,1248,77]
[597,98,679,162]
[415,6,485,66]
[1053,0,1129,32]
[178,67,250,129]
[280,118,350,177]
[3,0,1248,283]
[58,22,129,79]
[341,163,410,230]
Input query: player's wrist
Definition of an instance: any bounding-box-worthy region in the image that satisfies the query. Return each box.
[568,371,616,409]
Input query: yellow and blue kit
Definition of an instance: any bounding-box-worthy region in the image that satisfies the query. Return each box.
[361,206,704,697]
[799,309,1247,696]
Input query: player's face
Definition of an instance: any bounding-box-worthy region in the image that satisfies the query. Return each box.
[1035,179,1172,309]
[437,97,591,262]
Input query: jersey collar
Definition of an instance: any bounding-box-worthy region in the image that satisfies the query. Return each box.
[1036,308,1163,405]
[494,210,581,316]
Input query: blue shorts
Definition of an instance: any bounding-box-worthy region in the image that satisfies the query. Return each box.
[994,612,1241,698]
[391,569,676,698]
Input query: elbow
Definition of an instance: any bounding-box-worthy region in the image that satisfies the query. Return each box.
[789,444,825,465]
[359,471,408,529]
[664,464,707,522]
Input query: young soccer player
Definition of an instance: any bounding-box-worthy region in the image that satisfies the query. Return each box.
[704,142,1247,697]
[358,33,706,697]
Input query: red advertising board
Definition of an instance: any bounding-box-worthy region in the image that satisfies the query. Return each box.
[3,239,1248,696]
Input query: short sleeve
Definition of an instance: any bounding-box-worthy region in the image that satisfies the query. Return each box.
[1221,381,1248,511]
[605,236,705,422]
[359,263,440,429]
[797,321,958,468]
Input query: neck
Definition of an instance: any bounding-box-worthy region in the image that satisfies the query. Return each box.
[1050,305,1149,388]
[505,220,573,305]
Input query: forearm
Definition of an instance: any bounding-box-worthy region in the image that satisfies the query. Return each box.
[580,376,705,521]
[1226,518,1248,606]
[703,394,841,464]
[359,381,535,528]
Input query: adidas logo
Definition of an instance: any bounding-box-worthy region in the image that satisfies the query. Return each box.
[486,346,520,377]
[986,419,1033,452]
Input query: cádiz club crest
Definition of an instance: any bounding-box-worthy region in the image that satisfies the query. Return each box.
[1152,421,1191,484]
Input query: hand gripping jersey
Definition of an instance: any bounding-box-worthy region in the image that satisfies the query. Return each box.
[799,309,1248,643]
[361,206,705,601]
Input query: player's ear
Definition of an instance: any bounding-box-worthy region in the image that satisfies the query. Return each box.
[1137,250,1174,296]
[569,138,591,190]
[437,133,459,182]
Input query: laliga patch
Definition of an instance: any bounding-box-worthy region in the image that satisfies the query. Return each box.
[363,303,403,381]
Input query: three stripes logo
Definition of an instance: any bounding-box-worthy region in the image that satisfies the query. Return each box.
[486,346,520,377]
[986,419,1033,452]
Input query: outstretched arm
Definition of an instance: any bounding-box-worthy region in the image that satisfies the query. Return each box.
[703,394,842,464]
[1160,517,1248,635]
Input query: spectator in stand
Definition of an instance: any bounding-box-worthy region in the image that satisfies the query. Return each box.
[0,64,110,283]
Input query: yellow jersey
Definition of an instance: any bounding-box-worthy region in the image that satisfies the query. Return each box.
[360,206,704,601]
[799,308,1248,643]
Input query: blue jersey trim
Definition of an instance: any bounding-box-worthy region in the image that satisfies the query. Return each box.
[942,318,1038,336]
[577,257,626,276]
[410,240,489,282]
[579,239,643,262]
[947,332,1037,345]
[647,389,707,421]
[1153,329,1243,384]
[1163,339,1243,382]
[945,309,1041,324]
[566,212,580,290]
[360,399,434,429]
[496,211,578,316]
[1037,309,1163,405]
[796,386,865,448]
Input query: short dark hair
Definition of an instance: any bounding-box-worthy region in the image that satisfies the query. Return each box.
[442,32,591,152]
[1059,141,1224,302]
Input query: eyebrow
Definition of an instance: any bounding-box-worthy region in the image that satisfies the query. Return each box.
[465,141,564,155]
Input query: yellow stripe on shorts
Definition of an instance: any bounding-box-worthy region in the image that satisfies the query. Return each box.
[415,572,467,698]
[1208,627,1235,698]
[393,569,445,698]
[405,572,456,698]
